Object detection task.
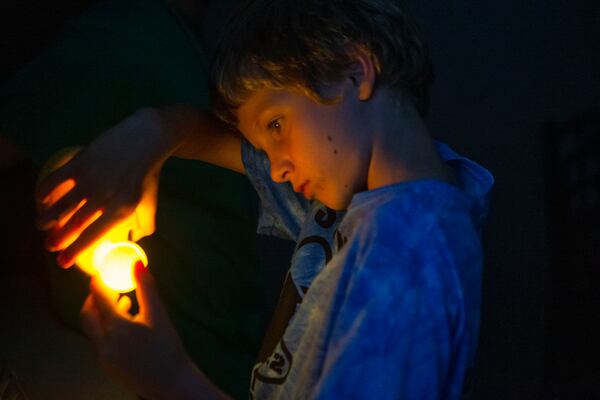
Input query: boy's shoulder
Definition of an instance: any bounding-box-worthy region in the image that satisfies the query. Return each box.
[339,179,486,269]
[345,142,495,246]
[348,179,475,232]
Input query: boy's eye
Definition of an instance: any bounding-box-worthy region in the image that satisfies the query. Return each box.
[267,118,283,138]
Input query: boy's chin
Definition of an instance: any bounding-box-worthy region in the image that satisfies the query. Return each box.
[318,195,351,211]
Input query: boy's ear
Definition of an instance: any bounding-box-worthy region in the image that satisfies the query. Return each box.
[348,50,376,101]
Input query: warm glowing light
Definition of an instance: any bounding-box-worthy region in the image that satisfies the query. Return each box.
[91,241,148,292]
[73,237,148,292]
[73,220,132,276]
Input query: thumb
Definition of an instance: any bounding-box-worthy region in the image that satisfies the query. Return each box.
[129,225,153,242]
[133,260,163,324]
[130,185,158,241]
[80,294,103,348]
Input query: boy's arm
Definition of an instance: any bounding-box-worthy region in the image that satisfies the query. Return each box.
[156,106,244,174]
[36,106,243,267]
[309,222,474,400]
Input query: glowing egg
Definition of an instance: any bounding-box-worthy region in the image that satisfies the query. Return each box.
[92,241,148,292]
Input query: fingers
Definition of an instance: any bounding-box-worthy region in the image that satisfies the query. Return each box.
[36,161,75,204]
[37,188,86,231]
[45,202,103,252]
[80,294,104,349]
[55,209,124,268]
[89,275,121,325]
[117,295,133,316]
[82,279,137,359]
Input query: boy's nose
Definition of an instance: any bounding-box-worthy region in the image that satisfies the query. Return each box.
[270,157,293,183]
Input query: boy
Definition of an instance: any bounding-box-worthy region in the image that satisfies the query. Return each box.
[37,0,493,398]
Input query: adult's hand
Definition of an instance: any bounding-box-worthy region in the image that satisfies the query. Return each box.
[35,106,244,268]
[81,262,229,400]
[36,108,171,268]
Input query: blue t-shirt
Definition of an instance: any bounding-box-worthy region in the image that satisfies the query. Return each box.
[242,140,494,399]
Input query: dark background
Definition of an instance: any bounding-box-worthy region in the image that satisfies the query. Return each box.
[407,1,600,398]
[1,0,599,399]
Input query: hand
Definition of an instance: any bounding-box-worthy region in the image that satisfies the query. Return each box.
[36,109,170,268]
[81,262,227,400]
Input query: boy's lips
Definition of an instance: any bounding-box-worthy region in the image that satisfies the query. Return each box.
[294,180,311,198]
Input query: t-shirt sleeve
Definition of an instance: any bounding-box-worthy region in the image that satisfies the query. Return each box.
[310,219,471,400]
[241,138,311,240]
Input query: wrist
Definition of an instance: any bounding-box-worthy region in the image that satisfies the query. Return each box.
[151,105,208,159]
[132,107,183,166]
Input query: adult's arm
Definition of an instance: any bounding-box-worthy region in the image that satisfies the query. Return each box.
[81,262,232,400]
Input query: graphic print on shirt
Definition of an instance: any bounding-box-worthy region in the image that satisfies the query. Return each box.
[334,228,348,253]
[251,204,341,394]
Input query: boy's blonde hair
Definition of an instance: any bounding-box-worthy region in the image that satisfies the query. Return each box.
[212,0,433,126]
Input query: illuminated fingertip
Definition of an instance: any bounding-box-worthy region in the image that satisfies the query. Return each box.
[117,295,132,313]
[57,252,72,268]
[134,260,147,276]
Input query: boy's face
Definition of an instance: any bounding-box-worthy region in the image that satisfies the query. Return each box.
[236,84,372,210]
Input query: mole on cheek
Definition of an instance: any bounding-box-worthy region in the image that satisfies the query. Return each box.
[333,149,338,155]
[327,136,332,142]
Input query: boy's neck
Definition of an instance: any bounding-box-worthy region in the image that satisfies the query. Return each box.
[365,90,457,191]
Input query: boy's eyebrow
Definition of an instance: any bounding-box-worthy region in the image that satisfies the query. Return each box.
[253,105,277,133]
[238,100,269,134]
[245,112,272,152]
